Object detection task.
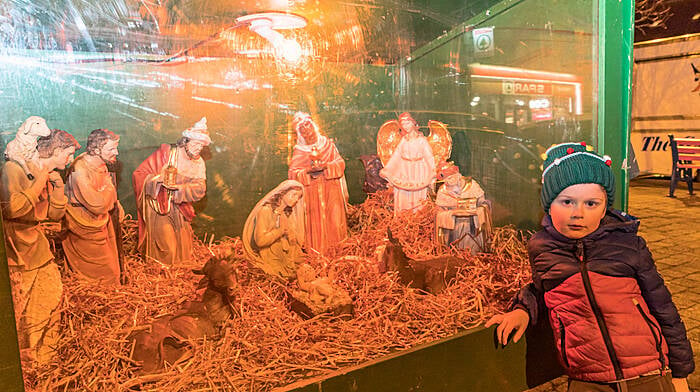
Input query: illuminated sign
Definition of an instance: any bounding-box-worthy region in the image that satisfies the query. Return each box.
[473,27,494,58]
[502,80,550,95]
[529,98,551,109]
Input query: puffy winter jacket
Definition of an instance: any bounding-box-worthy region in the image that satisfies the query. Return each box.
[513,210,694,382]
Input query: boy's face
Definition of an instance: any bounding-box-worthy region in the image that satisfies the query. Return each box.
[549,183,607,239]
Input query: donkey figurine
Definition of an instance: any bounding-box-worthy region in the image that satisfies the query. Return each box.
[129,256,238,374]
[381,228,464,294]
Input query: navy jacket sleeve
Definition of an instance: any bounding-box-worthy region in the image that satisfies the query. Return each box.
[510,240,547,327]
[636,236,695,378]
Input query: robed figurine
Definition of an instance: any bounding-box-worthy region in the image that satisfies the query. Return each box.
[242,180,306,279]
[63,129,123,284]
[132,118,211,265]
[288,112,348,254]
[435,163,493,253]
[377,112,451,215]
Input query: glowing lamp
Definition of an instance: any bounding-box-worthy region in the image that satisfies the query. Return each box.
[236,12,307,64]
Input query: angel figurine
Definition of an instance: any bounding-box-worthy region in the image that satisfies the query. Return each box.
[377,112,452,215]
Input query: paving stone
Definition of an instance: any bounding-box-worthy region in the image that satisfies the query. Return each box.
[680,304,700,324]
[658,254,692,266]
[663,265,700,278]
[672,293,698,311]
[659,269,689,281]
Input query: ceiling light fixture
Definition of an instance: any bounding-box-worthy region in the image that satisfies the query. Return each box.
[235,12,307,64]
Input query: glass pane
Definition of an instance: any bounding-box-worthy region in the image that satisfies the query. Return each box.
[400,0,598,229]
[0,0,598,389]
[0,0,506,236]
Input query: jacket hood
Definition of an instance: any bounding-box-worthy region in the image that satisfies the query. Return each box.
[541,209,639,243]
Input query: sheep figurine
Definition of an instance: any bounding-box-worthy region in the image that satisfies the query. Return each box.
[4,116,52,179]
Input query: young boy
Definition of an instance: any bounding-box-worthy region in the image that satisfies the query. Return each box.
[486,142,694,392]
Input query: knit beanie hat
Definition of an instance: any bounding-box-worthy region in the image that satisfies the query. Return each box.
[541,142,615,213]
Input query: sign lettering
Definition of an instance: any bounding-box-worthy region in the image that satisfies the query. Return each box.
[502,81,548,95]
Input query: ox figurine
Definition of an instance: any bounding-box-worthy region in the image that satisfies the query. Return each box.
[381,228,464,294]
[4,116,52,180]
[128,255,238,374]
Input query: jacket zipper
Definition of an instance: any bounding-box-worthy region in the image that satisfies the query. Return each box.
[632,298,666,370]
[555,311,570,368]
[576,241,624,380]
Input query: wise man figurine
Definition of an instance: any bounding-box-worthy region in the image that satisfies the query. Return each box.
[288,112,348,254]
[435,162,493,253]
[132,118,211,265]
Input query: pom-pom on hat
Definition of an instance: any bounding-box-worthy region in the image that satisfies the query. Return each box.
[182,117,211,145]
[541,142,615,213]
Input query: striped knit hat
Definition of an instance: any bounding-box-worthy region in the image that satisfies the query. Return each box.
[541,142,615,213]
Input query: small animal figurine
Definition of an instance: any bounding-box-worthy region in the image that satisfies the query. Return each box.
[381,228,464,294]
[359,154,388,194]
[4,116,51,179]
[129,255,238,374]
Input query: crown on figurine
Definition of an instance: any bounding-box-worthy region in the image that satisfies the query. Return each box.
[437,161,460,180]
[182,117,212,145]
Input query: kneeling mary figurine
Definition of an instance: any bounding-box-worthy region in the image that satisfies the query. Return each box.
[242,180,306,279]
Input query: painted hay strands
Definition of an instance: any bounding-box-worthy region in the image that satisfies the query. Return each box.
[21,191,529,391]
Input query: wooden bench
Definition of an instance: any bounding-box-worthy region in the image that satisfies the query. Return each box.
[668,135,700,197]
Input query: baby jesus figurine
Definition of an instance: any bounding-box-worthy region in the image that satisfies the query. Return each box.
[296,264,335,305]
[290,264,353,318]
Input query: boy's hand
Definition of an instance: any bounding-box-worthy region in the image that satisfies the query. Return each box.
[671,377,689,392]
[485,308,529,346]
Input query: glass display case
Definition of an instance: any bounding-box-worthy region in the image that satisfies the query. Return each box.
[0,0,633,390]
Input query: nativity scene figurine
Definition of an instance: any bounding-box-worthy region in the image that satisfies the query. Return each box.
[132,117,211,266]
[435,163,493,253]
[4,116,52,180]
[0,129,80,364]
[288,112,348,254]
[291,263,353,318]
[377,112,451,215]
[63,129,123,285]
[242,179,306,280]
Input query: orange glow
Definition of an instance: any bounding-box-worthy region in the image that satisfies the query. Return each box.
[279,39,303,63]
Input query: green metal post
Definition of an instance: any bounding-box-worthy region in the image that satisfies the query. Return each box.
[0,221,25,392]
[597,0,635,212]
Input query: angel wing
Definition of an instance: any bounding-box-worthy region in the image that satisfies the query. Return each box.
[427,120,452,166]
[376,119,403,166]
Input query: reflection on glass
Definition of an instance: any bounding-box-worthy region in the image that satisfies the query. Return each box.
[0,0,594,234]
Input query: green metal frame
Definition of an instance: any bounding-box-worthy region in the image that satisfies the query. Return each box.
[0,222,24,392]
[284,324,563,392]
[403,0,525,66]
[597,0,635,212]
